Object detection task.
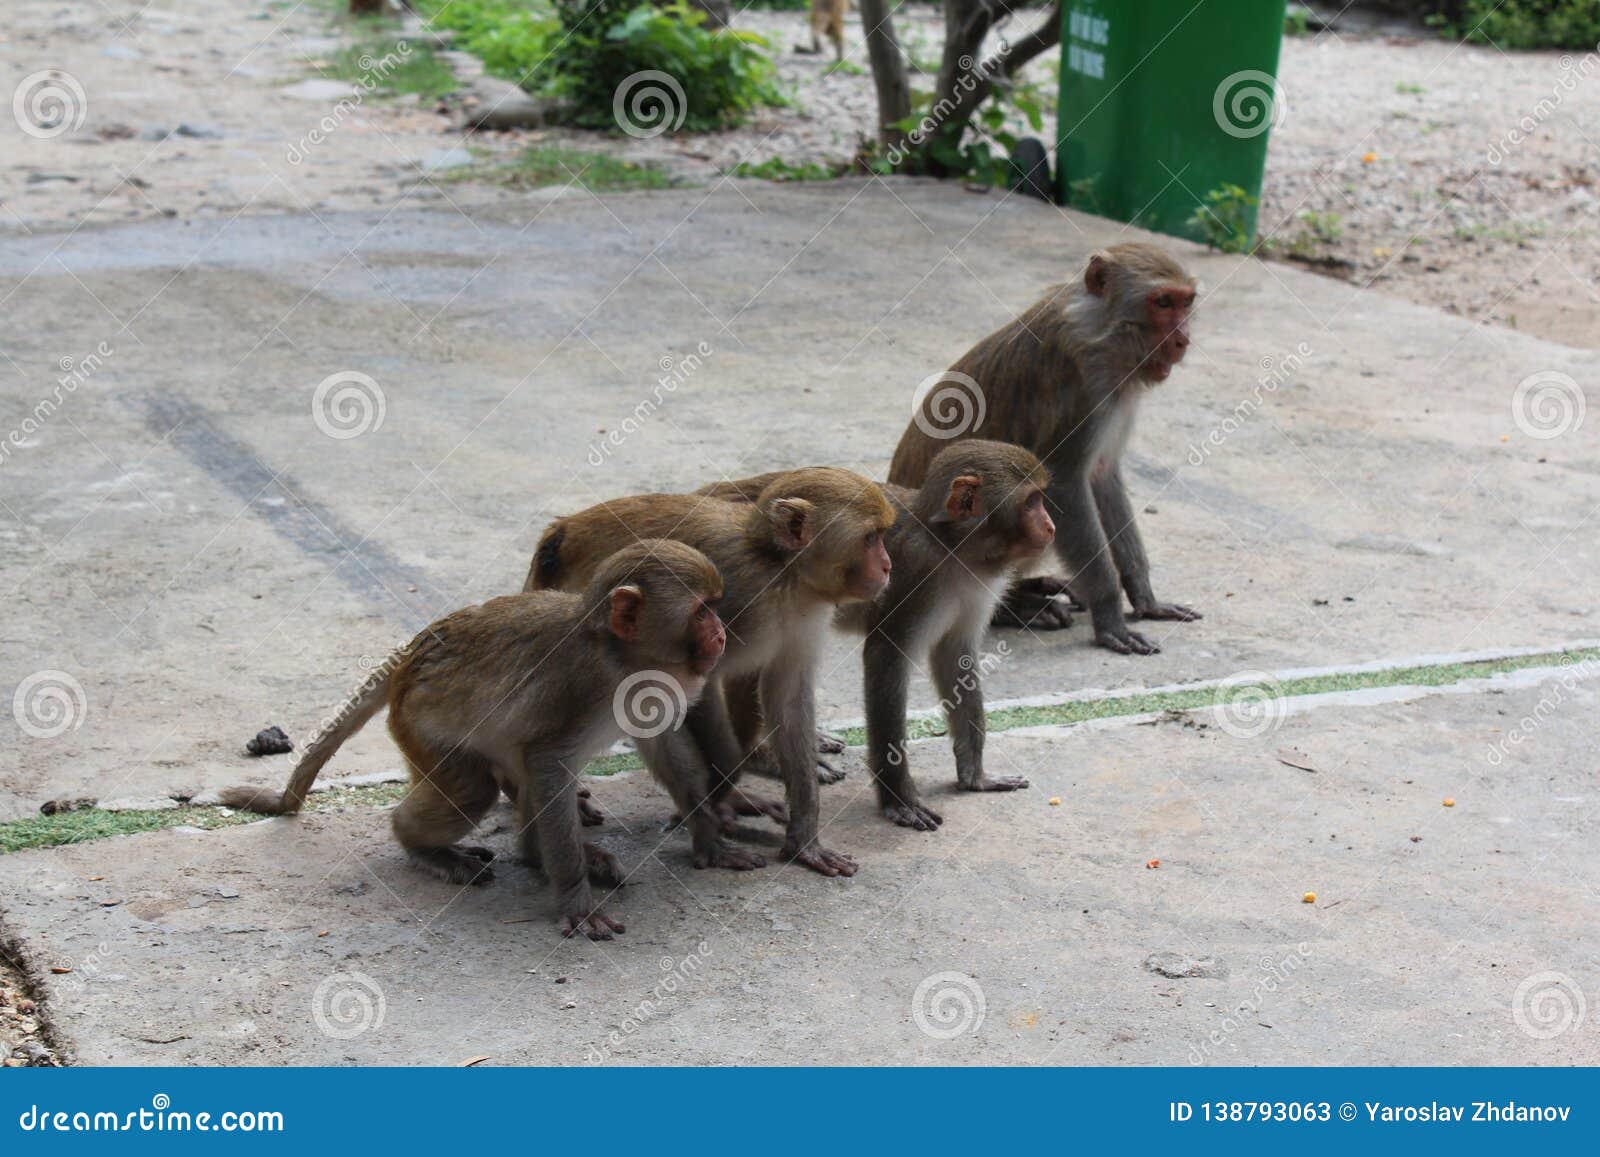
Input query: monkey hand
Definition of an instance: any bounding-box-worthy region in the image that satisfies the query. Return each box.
[1093,624,1160,655]
[1132,600,1201,622]
[560,910,626,941]
[961,773,1029,792]
[693,840,767,871]
[584,842,625,888]
[781,839,858,878]
[815,755,846,784]
[882,800,943,830]
[816,729,847,755]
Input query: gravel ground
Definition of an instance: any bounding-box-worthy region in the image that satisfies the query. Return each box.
[3,1,1596,344]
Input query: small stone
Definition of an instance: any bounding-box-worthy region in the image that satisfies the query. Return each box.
[246,725,293,756]
[1143,952,1226,980]
[420,147,473,174]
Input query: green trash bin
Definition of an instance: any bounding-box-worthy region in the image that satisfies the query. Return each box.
[1056,1,1287,245]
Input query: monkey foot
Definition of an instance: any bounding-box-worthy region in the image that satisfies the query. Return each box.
[584,842,624,888]
[560,911,625,941]
[781,841,858,878]
[882,801,943,830]
[815,755,847,785]
[816,729,847,755]
[1133,601,1202,623]
[961,774,1030,792]
[719,787,789,826]
[408,845,496,886]
[992,591,1074,631]
[1094,625,1159,655]
[577,787,604,827]
[693,841,767,871]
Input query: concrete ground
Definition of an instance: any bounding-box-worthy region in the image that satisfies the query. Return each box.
[1,181,1596,1064]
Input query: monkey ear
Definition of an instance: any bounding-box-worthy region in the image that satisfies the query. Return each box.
[608,585,644,642]
[944,475,983,523]
[1085,252,1112,297]
[768,498,815,552]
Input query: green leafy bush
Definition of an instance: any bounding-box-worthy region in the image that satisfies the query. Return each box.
[554,1,783,132]
[1450,1,1600,49]
[1187,184,1258,254]
[416,0,560,84]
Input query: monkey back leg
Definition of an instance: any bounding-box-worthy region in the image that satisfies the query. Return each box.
[391,749,500,886]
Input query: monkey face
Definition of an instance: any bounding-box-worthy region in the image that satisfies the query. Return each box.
[841,526,893,601]
[1012,488,1056,559]
[688,599,726,675]
[1143,285,1195,381]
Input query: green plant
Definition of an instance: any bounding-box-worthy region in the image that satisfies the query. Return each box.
[1300,210,1343,244]
[730,156,840,181]
[453,145,676,190]
[901,74,1047,186]
[1188,183,1258,253]
[1395,81,1426,94]
[551,0,783,132]
[1284,5,1312,35]
[1453,0,1600,49]
[415,0,561,87]
[322,36,460,99]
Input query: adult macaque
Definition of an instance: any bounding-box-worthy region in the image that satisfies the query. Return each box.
[529,468,895,877]
[704,441,1054,830]
[795,0,847,60]
[889,242,1201,655]
[219,541,726,941]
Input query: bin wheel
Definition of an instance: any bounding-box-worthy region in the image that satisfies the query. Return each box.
[1010,138,1052,202]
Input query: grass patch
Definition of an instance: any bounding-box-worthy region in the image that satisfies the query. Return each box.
[729,156,842,182]
[319,36,461,100]
[451,145,675,191]
[4,646,1595,855]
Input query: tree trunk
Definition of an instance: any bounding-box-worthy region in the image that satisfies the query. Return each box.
[858,0,912,147]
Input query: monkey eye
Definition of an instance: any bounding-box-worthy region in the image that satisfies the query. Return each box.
[865,530,883,548]
[1156,293,1174,309]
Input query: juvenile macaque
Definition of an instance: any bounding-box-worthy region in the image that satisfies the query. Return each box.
[530,468,895,878]
[890,242,1201,655]
[706,441,1055,830]
[219,540,726,940]
[795,0,847,60]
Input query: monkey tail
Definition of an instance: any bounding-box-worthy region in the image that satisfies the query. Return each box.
[215,667,393,816]
[528,522,566,591]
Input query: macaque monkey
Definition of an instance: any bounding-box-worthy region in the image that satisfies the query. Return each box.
[796,0,847,60]
[890,242,1201,655]
[218,541,726,941]
[703,441,1055,830]
[530,468,895,878]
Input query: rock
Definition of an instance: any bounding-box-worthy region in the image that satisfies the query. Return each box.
[461,77,568,131]
[1338,534,1452,558]
[1144,952,1228,980]
[173,123,223,139]
[137,124,172,141]
[245,725,293,756]
[421,147,474,174]
[99,797,179,813]
[39,797,96,816]
[278,79,357,102]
